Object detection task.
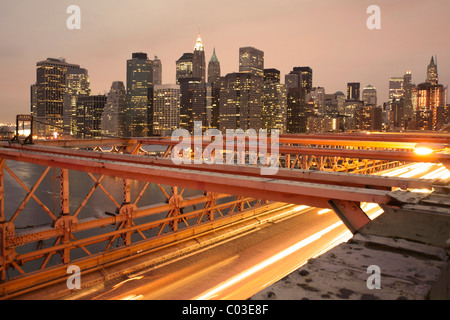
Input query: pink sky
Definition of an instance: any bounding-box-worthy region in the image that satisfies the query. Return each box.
[0,0,449,123]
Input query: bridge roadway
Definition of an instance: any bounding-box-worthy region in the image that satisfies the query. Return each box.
[15,162,446,300]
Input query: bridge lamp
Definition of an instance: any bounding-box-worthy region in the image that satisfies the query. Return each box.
[414,143,446,156]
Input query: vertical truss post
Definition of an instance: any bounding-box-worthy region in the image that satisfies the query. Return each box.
[204,192,216,221]
[117,178,136,246]
[168,186,183,232]
[0,159,5,281]
[60,169,69,216]
[0,159,4,223]
[285,154,291,169]
[54,168,77,264]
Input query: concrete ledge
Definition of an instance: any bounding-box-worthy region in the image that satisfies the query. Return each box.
[251,233,449,300]
[361,206,450,249]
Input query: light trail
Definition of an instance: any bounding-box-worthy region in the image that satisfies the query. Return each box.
[398,163,434,178]
[420,165,447,180]
[194,219,346,300]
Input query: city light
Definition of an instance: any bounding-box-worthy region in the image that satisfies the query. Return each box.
[414,143,445,155]
[414,146,434,156]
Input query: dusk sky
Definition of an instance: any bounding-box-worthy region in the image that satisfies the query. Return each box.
[0,0,449,123]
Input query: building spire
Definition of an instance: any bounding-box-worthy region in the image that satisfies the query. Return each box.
[194,34,204,51]
[427,55,438,85]
[210,47,219,63]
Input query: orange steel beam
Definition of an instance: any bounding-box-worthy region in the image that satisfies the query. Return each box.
[2,139,446,166]
[18,134,449,149]
[0,147,403,208]
[281,133,450,144]
[0,144,438,190]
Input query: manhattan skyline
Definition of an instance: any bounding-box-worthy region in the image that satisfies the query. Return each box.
[1,0,449,123]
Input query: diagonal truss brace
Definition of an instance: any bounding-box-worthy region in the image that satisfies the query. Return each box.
[328,199,371,234]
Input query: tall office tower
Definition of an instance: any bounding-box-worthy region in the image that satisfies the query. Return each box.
[208,48,221,85]
[76,95,107,139]
[416,83,447,131]
[306,87,326,115]
[239,47,264,77]
[285,67,313,94]
[193,35,206,82]
[427,56,438,85]
[126,52,153,137]
[176,53,194,84]
[354,105,383,131]
[262,69,287,133]
[35,57,87,137]
[101,81,126,137]
[390,99,405,130]
[389,77,405,104]
[153,56,162,85]
[179,77,201,130]
[30,84,37,121]
[63,67,91,136]
[152,84,180,137]
[347,82,361,101]
[293,67,313,94]
[285,73,300,90]
[416,56,448,131]
[286,87,313,133]
[219,72,262,132]
[208,48,221,129]
[324,94,339,118]
[263,68,281,84]
[403,71,415,120]
[362,85,377,106]
[188,81,212,132]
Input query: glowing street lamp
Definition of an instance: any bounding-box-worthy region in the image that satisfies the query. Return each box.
[414,143,445,156]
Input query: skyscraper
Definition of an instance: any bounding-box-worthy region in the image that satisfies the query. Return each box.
[285,73,300,91]
[347,82,361,101]
[76,95,107,139]
[362,85,377,106]
[427,56,438,85]
[219,72,262,132]
[403,71,415,120]
[286,67,313,95]
[153,56,162,85]
[389,77,404,104]
[262,69,287,133]
[63,67,91,136]
[416,57,447,131]
[239,47,264,77]
[35,57,88,137]
[152,84,180,137]
[293,67,313,94]
[286,87,312,133]
[193,35,206,82]
[126,52,153,137]
[176,53,194,84]
[188,81,212,132]
[208,48,221,85]
[208,48,221,130]
[101,81,126,137]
